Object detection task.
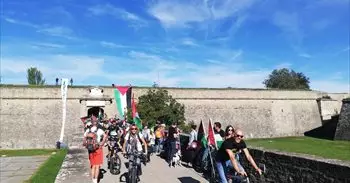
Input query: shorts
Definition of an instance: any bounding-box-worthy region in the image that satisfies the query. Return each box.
[89,148,103,166]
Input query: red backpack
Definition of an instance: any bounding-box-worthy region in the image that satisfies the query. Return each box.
[85,130,99,152]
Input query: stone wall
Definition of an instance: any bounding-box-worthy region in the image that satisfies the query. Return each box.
[334,99,350,141]
[0,85,348,149]
[318,99,342,121]
[242,148,350,183]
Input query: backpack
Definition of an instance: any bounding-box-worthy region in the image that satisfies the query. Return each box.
[85,129,99,152]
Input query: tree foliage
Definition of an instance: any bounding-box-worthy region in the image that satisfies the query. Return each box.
[27,67,45,85]
[263,68,310,90]
[137,88,185,127]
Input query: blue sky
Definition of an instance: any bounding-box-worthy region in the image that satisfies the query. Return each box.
[1,0,349,92]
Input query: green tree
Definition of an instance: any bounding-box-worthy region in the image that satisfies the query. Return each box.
[27,67,45,85]
[125,107,133,123]
[137,88,185,127]
[263,68,310,90]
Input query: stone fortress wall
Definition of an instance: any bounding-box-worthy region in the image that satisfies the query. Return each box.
[0,85,348,149]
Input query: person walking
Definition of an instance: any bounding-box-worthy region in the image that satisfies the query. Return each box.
[167,122,179,167]
[83,116,108,183]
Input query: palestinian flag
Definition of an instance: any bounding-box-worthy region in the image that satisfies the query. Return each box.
[132,94,142,129]
[197,120,207,147]
[113,85,132,119]
[209,118,224,149]
[208,119,216,148]
[80,116,89,124]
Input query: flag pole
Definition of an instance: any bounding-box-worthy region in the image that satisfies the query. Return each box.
[207,118,216,181]
[58,78,68,148]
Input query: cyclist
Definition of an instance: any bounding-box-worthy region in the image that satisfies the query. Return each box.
[106,118,122,167]
[122,124,148,176]
[215,129,262,183]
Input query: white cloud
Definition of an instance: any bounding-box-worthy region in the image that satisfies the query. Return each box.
[100,41,128,48]
[181,39,199,46]
[147,0,255,28]
[275,62,292,69]
[88,4,147,29]
[1,55,105,84]
[148,1,208,28]
[3,17,39,28]
[45,7,73,20]
[3,17,77,40]
[37,26,76,39]
[2,51,348,92]
[31,42,65,49]
[299,53,312,58]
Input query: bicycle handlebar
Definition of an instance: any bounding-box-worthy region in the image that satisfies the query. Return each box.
[123,152,145,158]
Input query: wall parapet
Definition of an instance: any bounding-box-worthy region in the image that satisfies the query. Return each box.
[0,86,326,99]
[242,147,350,183]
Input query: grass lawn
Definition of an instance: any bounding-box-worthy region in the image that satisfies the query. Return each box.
[0,149,58,157]
[25,149,68,183]
[246,136,350,161]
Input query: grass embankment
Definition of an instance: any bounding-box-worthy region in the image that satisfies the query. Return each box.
[246,136,350,161]
[25,149,68,183]
[0,149,57,157]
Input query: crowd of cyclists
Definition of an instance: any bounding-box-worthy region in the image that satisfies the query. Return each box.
[82,114,263,183]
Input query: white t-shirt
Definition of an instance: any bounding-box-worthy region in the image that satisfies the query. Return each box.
[124,132,143,152]
[149,134,155,145]
[84,126,105,143]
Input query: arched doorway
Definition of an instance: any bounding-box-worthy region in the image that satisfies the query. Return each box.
[87,107,104,117]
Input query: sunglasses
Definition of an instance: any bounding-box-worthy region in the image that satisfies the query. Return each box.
[131,128,137,130]
[236,134,244,138]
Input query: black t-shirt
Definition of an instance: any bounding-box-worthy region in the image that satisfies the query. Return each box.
[215,137,247,162]
[215,129,225,138]
[168,126,177,141]
[108,125,120,137]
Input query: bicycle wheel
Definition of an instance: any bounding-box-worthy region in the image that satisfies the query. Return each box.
[129,167,138,183]
[192,149,204,173]
[110,155,121,175]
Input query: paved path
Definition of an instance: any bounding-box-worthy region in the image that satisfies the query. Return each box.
[0,156,48,183]
[56,147,208,183]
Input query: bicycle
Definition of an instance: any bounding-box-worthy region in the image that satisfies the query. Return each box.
[123,151,146,183]
[107,137,122,175]
[226,169,250,183]
[224,162,265,183]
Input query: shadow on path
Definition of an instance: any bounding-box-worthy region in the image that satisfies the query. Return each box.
[97,169,107,183]
[178,177,201,183]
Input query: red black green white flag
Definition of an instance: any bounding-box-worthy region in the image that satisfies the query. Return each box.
[132,94,142,129]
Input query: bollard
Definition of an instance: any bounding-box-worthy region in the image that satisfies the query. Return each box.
[56,141,61,149]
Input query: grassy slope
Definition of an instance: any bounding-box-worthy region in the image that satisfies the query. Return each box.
[247,136,350,161]
[25,149,68,183]
[0,149,57,157]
